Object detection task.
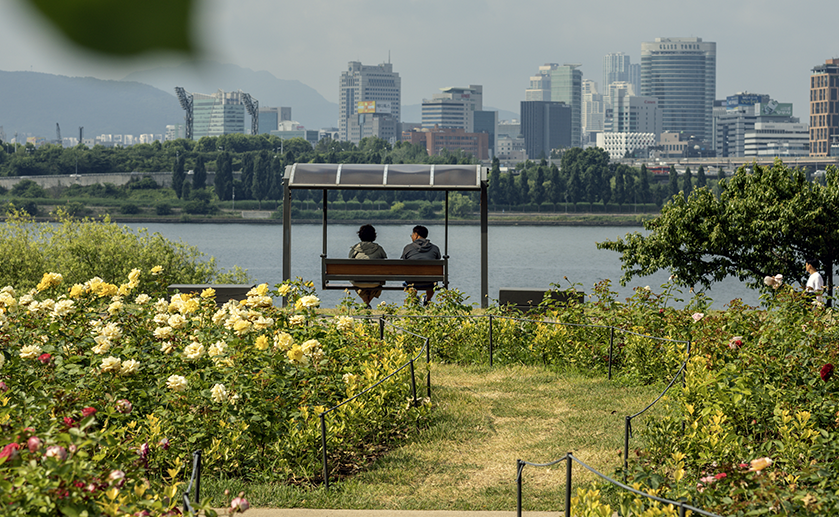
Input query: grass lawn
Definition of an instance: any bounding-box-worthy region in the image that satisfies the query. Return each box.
[201,363,666,512]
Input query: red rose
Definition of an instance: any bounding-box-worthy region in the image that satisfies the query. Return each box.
[63,416,76,427]
[82,407,97,418]
[38,353,52,364]
[0,442,20,460]
[714,472,727,480]
[821,363,834,382]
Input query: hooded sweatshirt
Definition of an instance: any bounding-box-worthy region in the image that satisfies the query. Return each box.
[401,238,441,260]
[349,241,387,259]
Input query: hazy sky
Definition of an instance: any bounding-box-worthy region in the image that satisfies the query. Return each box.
[2,0,837,116]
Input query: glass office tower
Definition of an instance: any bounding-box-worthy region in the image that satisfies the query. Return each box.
[641,37,716,143]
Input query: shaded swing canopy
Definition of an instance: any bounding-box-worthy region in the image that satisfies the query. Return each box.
[282,163,490,307]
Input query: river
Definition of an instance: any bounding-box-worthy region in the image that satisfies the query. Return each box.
[125,222,761,309]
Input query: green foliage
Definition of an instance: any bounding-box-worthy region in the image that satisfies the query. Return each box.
[0,276,428,512]
[0,211,246,291]
[598,160,839,293]
[155,202,172,216]
[26,0,193,55]
[10,179,47,198]
[120,203,140,215]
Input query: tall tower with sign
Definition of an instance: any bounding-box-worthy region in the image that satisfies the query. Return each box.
[339,61,401,143]
[641,37,716,144]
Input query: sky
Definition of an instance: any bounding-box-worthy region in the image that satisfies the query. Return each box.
[2,0,838,117]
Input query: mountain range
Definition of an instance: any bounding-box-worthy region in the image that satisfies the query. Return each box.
[1,62,517,141]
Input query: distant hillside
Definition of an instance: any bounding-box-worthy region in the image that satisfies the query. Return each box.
[0,70,183,139]
[122,61,339,130]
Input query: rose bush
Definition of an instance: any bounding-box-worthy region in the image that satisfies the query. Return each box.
[0,272,427,514]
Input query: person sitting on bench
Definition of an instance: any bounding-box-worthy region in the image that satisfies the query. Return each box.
[349,224,387,308]
[401,225,441,304]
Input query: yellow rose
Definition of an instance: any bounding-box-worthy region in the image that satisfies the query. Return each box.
[201,288,216,299]
[255,335,269,351]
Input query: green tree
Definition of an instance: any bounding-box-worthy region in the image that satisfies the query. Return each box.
[682,166,692,200]
[668,165,679,199]
[449,192,475,217]
[172,154,186,199]
[597,160,839,298]
[215,152,233,201]
[239,153,255,200]
[488,157,501,206]
[193,155,207,190]
[253,151,271,207]
[639,164,651,204]
[614,165,626,205]
[697,165,706,188]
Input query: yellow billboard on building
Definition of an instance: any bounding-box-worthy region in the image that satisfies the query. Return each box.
[357,101,377,114]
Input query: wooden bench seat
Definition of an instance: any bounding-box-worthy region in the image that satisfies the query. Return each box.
[322,258,448,290]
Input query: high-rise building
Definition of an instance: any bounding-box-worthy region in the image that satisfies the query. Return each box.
[258,108,280,135]
[473,110,498,158]
[603,53,630,93]
[641,37,716,143]
[603,53,641,105]
[810,58,839,157]
[407,127,489,160]
[550,64,583,147]
[520,100,571,160]
[582,80,604,136]
[714,93,800,157]
[422,85,483,132]
[607,83,661,135]
[526,64,559,102]
[339,61,401,142]
[192,90,246,139]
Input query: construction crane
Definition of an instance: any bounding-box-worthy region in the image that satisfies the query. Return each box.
[174,87,194,140]
[240,91,259,136]
[55,123,61,146]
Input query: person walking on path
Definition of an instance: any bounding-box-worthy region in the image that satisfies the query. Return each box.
[805,257,825,305]
[401,225,441,305]
[349,224,387,308]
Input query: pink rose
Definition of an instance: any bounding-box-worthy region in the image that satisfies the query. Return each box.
[230,497,250,512]
[27,436,41,454]
[116,399,133,414]
[45,445,67,461]
[692,312,704,322]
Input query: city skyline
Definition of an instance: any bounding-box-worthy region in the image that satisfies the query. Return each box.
[1,0,836,120]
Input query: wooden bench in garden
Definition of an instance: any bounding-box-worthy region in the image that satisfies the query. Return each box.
[498,288,584,312]
[322,258,448,291]
[167,284,256,306]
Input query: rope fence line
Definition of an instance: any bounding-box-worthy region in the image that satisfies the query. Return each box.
[516,453,724,517]
[318,320,431,488]
[181,310,699,513]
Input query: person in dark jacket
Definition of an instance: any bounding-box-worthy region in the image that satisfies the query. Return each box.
[401,225,441,304]
[349,224,387,308]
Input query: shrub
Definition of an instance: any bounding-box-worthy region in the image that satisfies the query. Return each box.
[155,202,172,216]
[0,276,427,509]
[0,211,248,292]
[10,179,47,198]
[120,203,140,215]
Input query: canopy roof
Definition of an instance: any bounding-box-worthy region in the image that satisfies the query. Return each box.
[285,163,485,190]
